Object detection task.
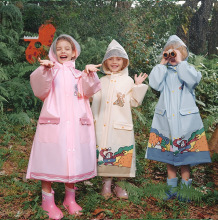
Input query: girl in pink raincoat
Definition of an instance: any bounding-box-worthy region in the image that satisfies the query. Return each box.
[26,34,101,219]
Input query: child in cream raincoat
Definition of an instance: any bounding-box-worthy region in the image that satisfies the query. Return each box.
[92,40,148,199]
[146,35,211,200]
[26,34,101,219]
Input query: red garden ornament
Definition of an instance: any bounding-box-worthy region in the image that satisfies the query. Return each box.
[24,24,56,64]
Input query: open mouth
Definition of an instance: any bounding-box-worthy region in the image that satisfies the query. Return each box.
[111,65,119,68]
[170,58,176,63]
[60,55,67,59]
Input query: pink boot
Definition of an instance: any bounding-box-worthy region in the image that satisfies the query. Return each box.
[41,190,63,220]
[63,186,82,215]
[102,178,112,198]
[114,185,128,199]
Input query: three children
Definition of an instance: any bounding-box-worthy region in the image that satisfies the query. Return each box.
[27,34,211,219]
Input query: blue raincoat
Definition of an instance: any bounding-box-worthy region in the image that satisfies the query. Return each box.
[145,35,211,166]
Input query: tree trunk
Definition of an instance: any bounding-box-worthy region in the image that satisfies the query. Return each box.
[208,1,218,56]
[208,124,218,156]
[188,0,214,54]
[176,0,199,45]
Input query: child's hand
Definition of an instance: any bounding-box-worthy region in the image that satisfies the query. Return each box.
[174,50,183,64]
[84,64,102,74]
[38,58,54,68]
[134,73,148,85]
[160,51,169,65]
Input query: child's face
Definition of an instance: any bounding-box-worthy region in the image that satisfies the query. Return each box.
[105,57,124,73]
[56,40,75,64]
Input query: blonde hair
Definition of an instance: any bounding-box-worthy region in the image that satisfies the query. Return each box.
[164,43,188,60]
[103,58,129,71]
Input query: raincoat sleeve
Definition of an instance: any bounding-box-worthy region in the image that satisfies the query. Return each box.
[130,84,148,107]
[30,66,57,101]
[149,64,168,92]
[91,90,102,123]
[177,61,202,92]
[81,71,101,98]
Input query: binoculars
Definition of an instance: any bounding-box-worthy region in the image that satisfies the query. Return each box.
[163,49,177,59]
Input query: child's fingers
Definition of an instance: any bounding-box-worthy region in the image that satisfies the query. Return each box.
[142,73,148,78]
[95,64,102,68]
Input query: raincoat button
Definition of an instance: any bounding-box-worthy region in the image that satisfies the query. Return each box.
[104,124,106,127]
[111,80,113,82]
[48,120,50,123]
[107,101,109,104]
[173,114,175,116]
[172,90,174,93]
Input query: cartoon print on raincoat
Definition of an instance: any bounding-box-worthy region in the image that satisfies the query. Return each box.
[92,40,148,177]
[145,35,211,166]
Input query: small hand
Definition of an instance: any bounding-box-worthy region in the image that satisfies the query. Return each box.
[84,64,102,74]
[174,49,183,64]
[160,51,169,65]
[134,73,148,85]
[38,57,54,68]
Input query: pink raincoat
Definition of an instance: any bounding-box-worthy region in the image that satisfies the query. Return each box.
[26,35,101,183]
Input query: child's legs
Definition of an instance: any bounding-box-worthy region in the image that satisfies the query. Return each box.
[167,164,177,179]
[65,183,75,189]
[181,165,190,181]
[42,181,52,193]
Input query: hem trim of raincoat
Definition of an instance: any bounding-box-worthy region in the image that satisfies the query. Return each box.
[28,171,96,183]
[97,173,135,177]
[146,148,211,166]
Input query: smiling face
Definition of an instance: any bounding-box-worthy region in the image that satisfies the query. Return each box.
[105,57,125,73]
[56,39,75,64]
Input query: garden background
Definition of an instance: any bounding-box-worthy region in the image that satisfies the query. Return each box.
[0,0,217,219]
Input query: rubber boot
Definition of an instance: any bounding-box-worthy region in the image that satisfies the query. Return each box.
[114,182,128,199]
[63,186,82,215]
[41,190,63,220]
[178,179,192,202]
[164,177,178,200]
[102,178,112,198]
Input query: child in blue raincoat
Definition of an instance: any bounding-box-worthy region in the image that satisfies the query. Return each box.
[145,35,211,200]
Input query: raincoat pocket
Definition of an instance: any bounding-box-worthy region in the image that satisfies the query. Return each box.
[114,122,133,131]
[112,122,134,146]
[79,117,92,144]
[80,117,91,125]
[153,107,169,132]
[37,123,59,143]
[179,107,202,132]
[154,107,166,116]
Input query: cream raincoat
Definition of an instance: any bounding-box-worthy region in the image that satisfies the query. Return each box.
[92,40,148,177]
[26,35,101,183]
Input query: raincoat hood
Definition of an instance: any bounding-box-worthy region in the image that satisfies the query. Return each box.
[163,35,189,61]
[102,39,129,75]
[49,34,81,65]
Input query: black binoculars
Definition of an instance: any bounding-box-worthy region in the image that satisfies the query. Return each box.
[163,49,177,59]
